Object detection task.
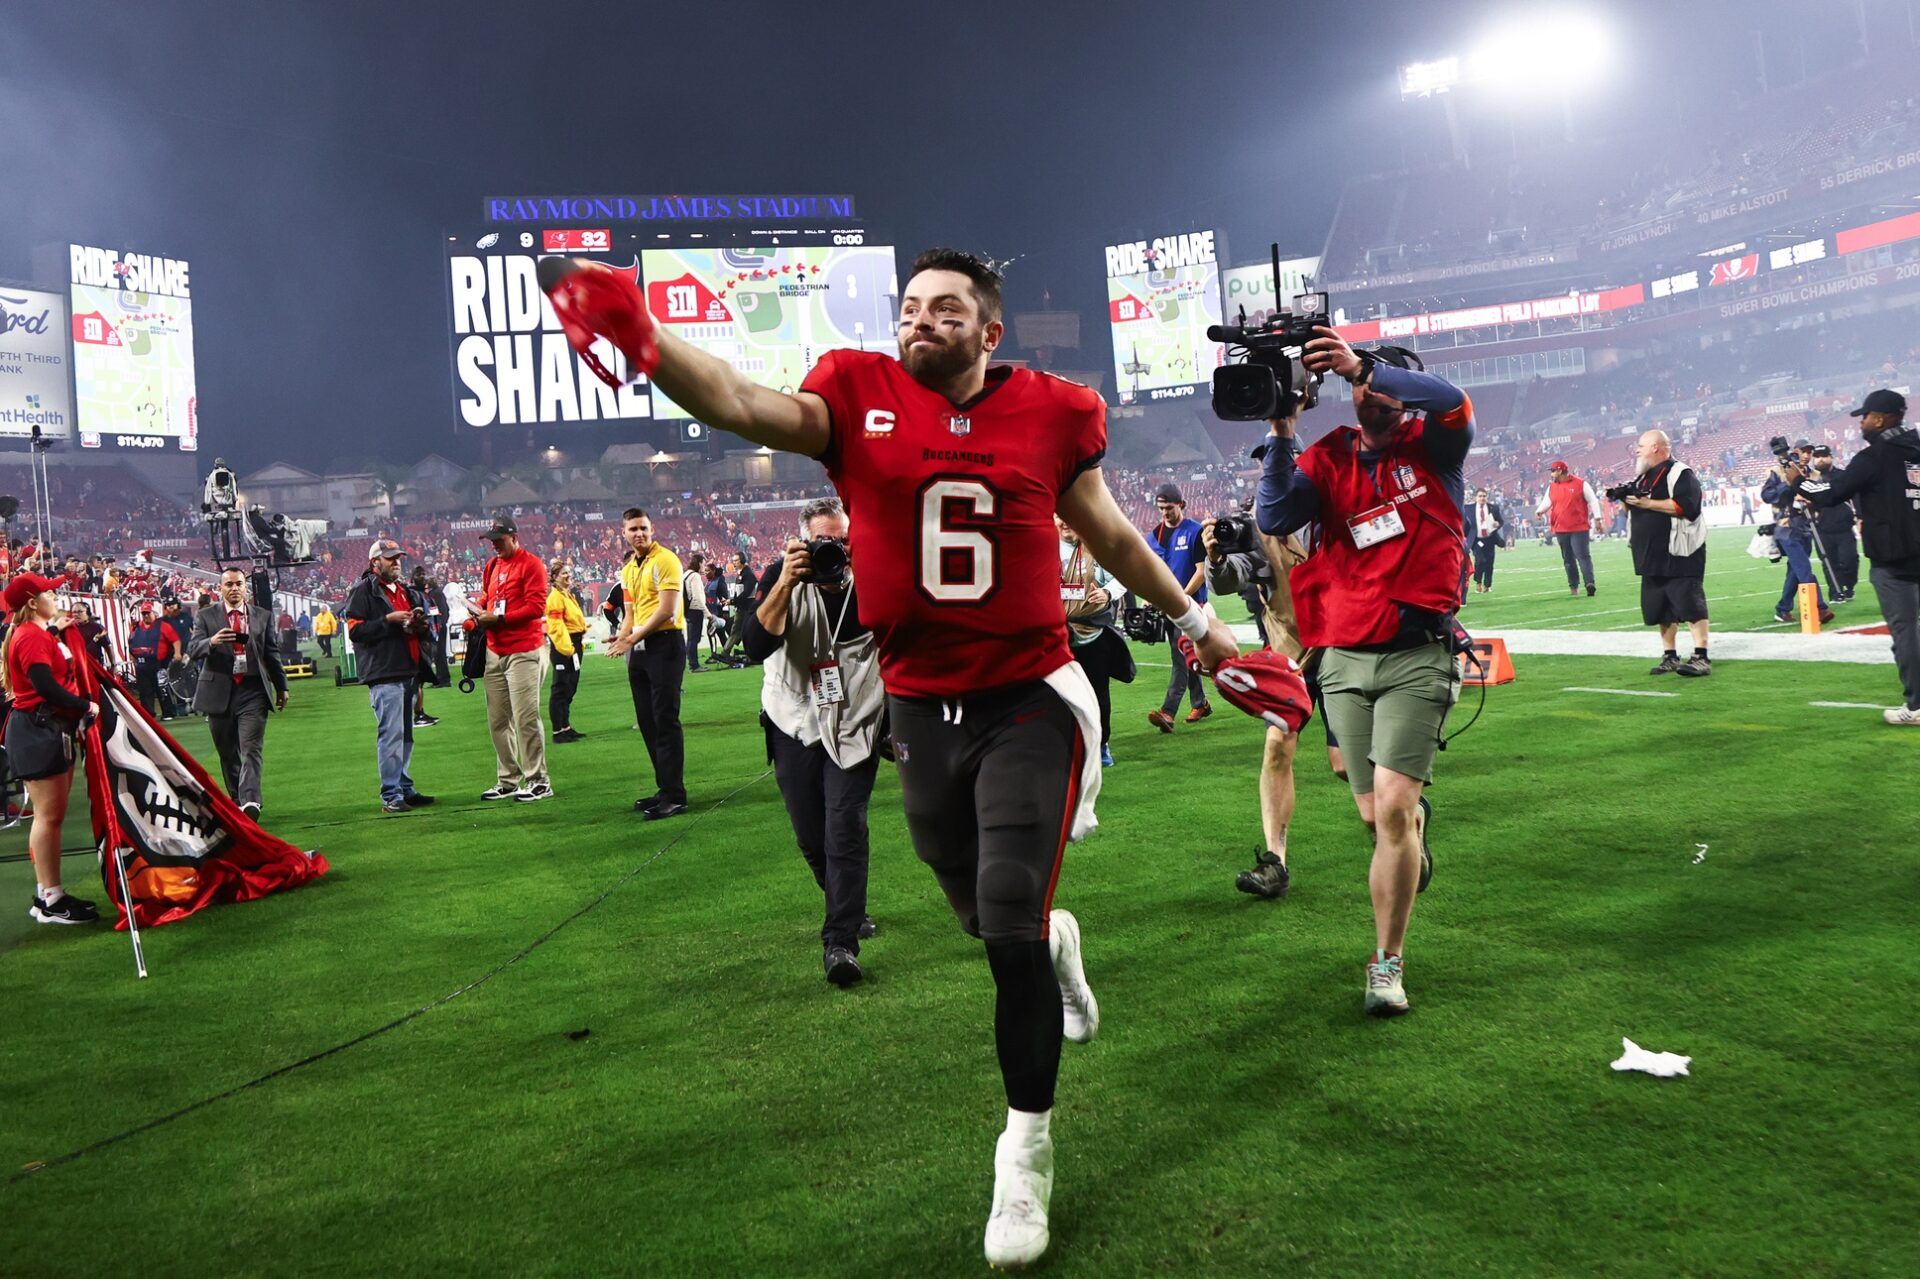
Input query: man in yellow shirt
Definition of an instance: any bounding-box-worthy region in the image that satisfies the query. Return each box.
[607,507,687,819]
[313,605,339,658]
[546,560,588,743]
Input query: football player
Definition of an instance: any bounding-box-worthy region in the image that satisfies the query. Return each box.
[543,248,1237,1269]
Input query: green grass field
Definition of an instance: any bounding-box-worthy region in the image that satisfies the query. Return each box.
[2,528,1914,1276]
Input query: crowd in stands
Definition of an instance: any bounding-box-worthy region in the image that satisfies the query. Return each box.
[1326,57,1920,281]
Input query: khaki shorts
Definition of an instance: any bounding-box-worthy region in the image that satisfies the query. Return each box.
[1316,642,1460,796]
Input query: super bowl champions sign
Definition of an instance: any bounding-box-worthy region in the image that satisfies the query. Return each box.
[0,284,73,440]
[447,242,651,427]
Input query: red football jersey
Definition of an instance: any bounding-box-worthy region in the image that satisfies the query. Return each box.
[800,349,1107,697]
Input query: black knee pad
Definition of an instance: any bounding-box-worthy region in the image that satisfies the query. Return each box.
[976,858,1046,944]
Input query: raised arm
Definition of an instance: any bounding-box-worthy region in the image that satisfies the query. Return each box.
[649,328,832,458]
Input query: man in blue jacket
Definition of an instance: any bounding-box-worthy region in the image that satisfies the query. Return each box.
[1145,482,1211,731]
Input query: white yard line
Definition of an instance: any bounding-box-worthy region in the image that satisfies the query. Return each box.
[1561,687,1679,697]
[1809,700,1889,709]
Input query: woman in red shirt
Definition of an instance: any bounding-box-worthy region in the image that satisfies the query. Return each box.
[2,572,100,924]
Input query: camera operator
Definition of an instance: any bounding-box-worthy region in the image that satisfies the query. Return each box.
[1799,444,1859,604]
[1056,514,1132,768]
[1144,483,1212,731]
[188,567,289,818]
[343,541,436,814]
[1261,330,1462,1016]
[740,497,883,988]
[1787,389,1920,724]
[1617,431,1711,676]
[1203,419,1347,904]
[1760,439,1835,626]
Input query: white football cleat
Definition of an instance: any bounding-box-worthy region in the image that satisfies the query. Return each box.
[1049,909,1099,1043]
[984,1128,1053,1269]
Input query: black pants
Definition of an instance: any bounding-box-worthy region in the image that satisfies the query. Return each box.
[317,634,333,657]
[1817,529,1860,595]
[889,681,1082,944]
[685,610,706,669]
[549,645,580,730]
[1472,537,1498,588]
[1072,642,1113,747]
[769,725,878,951]
[628,630,687,804]
[208,682,270,808]
[1557,531,1595,590]
[134,662,165,719]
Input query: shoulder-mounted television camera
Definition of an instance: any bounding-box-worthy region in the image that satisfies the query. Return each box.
[1207,245,1327,422]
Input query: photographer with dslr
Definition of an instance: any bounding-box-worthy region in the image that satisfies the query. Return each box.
[1785,389,1920,724]
[1761,438,1835,626]
[1615,431,1711,676]
[1203,415,1347,904]
[1143,483,1212,731]
[1800,445,1859,603]
[741,497,882,987]
[188,567,289,818]
[1258,328,1463,1017]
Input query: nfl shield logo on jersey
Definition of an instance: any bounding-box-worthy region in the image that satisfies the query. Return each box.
[1393,463,1417,490]
[948,415,971,437]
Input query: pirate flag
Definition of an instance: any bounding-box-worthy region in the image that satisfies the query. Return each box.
[64,624,330,930]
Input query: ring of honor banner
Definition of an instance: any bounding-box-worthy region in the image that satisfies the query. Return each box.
[1104,231,1223,406]
[67,245,198,451]
[0,284,73,440]
[66,629,329,930]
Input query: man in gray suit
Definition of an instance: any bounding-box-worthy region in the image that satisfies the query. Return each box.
[188,568,289,817]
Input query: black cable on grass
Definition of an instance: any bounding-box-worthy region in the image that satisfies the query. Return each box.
[5,768,773,1186]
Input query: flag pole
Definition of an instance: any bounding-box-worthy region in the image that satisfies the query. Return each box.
[110,846,149,980]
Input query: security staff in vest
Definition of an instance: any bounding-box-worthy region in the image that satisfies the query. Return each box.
[1786,388,1920,725]
[1259,331,1463,1018]
[1622,430,1711,677]
[1145,483,1212,731]
[1800,444,1860,603]
[740,497,883,988]
[607,507,688,820]
[187,567,289,817]
[1204,420,1347,905]
[1761,439,1835,626]
[1535,460,1602,596]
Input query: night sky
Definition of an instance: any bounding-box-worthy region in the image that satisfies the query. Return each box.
[0,0,1881,474]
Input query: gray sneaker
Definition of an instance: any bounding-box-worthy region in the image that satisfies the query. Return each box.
[1365,952,1409,1017]
[1675,656,1711,677]
[1235,850,1290,899]
[1649,653,1682,675]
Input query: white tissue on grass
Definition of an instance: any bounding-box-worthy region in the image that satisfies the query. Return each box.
[1692,843,1708,864]
[1611,1037,1691,1078]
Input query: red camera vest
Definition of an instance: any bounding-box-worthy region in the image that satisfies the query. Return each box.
[1290,421,1466,648]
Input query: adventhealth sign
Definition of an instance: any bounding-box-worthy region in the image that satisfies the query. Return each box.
[483,194,857,223]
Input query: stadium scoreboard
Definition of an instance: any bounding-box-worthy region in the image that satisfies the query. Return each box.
[1104,230,1224,405]
[67,244,199,450]
[443,227,894,429]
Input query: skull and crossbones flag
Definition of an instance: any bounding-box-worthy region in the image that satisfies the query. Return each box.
[64,625,330,930]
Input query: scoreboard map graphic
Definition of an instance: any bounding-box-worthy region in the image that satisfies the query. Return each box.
[1104,230,1224,405]
[68,246,198,450]
[640,243,897,420]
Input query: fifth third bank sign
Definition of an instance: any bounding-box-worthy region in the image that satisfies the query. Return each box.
[0,285,74,440]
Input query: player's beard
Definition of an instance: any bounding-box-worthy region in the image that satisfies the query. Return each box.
[900,329,985,387]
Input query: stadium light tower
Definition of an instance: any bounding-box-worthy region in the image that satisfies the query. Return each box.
[1398,9,1615,163]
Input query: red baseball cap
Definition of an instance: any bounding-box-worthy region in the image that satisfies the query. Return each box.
[1176,638,1314,735]
[2,572,68,613]
[1549,459,1568,472]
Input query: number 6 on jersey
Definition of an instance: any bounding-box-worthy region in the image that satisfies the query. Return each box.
[919,477,1000,603]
